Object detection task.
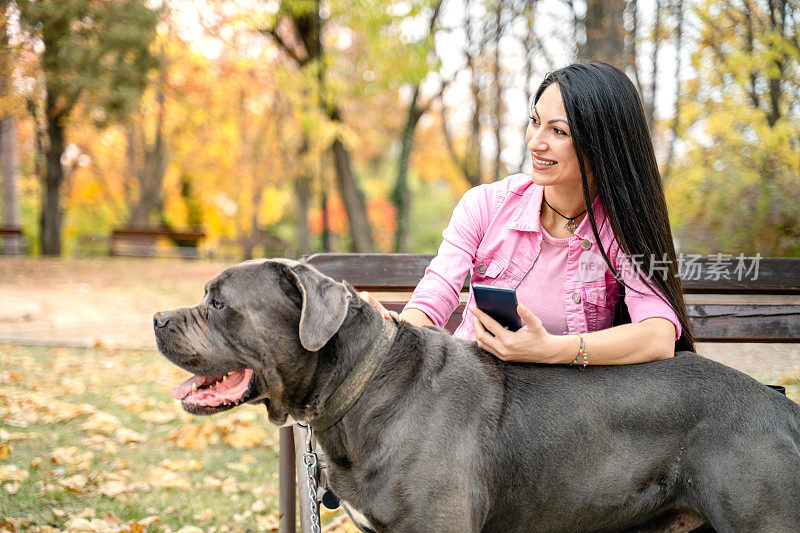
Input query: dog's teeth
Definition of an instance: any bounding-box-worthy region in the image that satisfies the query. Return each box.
[222,375,227,382]
[192,383,198,392]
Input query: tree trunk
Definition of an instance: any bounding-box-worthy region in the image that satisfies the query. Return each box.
[332,138,373,252]
[493,0,503,183]
[661,0,684,182]
[127,51,167,227]
[0,116,19,227]
[391,86,423,253]
[579,0,629,70]
[390,0,441,252]
[295,172,312,257]
[269,4,373,253]
[41,96,66,256]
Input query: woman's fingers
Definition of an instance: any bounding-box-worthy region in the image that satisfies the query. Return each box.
[470,306,506,338]
[359,291,393,320]
[471,307,510,359]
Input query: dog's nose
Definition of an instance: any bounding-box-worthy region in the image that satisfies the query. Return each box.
[153,312,171,330]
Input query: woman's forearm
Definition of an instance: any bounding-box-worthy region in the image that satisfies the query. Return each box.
[399,308,435,328]
[548,318,676,365]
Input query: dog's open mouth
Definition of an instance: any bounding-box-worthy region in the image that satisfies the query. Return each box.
[171,369,257,415]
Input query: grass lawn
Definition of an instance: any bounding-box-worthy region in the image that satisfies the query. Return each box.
[0,345,355,533]
[1,343,798,533]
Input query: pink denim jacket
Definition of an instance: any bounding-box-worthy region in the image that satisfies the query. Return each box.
[403,174,682,341]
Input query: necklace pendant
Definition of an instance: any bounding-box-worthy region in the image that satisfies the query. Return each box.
[565,219,578,233]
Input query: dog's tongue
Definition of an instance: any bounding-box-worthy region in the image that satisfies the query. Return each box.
[171,369,253,406]
[172,375,208,400]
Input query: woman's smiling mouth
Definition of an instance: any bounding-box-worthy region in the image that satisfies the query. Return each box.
[533,155,558,168]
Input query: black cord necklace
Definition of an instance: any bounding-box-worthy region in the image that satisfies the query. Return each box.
[543,193,586,233]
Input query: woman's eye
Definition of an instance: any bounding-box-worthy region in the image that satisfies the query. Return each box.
[210,299,225,310]
[529,115,539,125]
[554,128,568,136]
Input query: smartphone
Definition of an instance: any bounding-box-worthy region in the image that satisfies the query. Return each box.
[472,283,524,332]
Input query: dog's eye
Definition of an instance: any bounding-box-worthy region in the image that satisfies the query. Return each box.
[210,299,225,310]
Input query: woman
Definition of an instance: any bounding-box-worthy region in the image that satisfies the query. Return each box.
[364,61,695,365]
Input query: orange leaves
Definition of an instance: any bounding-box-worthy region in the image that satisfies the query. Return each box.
[310,196,398,252]
[167,411,271,451]
[367,198,397,252]
[146,467,191,490]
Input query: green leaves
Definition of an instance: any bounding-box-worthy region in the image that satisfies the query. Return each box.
[18,0,161,124]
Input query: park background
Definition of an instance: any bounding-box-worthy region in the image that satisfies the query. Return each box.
[0,0,799,532]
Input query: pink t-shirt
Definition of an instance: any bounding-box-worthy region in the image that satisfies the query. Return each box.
[517,226,571,335]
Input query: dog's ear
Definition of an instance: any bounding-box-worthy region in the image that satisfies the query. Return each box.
[287,263,352,351]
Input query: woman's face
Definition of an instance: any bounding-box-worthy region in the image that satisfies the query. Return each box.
[525,83,590,191]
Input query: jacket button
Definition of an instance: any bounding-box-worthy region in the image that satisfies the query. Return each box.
[572,292,581,303]
[580,239,592,250]
[477,264,487,274]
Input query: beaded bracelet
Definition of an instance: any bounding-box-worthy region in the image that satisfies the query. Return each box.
[570,334,588,369]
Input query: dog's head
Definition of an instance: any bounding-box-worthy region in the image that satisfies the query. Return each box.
[153,259,355,425]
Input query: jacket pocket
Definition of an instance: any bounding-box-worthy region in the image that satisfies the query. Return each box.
[471,255,506,284]
[583,283,616,332]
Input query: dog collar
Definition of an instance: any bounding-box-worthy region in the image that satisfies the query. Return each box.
[308,319,398,432]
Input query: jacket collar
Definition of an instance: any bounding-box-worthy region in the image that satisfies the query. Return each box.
[508,180,606,244]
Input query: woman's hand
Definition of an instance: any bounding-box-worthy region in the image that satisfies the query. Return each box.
[471,303,561,363]
[359,291,398,321]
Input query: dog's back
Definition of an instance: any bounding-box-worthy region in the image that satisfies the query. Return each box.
[475,351,800,532]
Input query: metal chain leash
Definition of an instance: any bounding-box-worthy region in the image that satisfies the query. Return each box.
[302,425,321,533]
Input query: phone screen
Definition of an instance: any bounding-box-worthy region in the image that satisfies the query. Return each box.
[472,284,524,332]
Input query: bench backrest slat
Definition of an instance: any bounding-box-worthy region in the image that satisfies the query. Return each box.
[305,253,800,343]
[305,254,800,294]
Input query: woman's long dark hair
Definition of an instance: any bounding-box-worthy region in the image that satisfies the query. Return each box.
[534,61,695,352]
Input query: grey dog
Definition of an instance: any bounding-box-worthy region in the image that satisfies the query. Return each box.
[154,258,800,533]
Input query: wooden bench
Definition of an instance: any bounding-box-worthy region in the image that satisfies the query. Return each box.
[109,227,206,258]
[277,253,800,532]
[0,225,25,255]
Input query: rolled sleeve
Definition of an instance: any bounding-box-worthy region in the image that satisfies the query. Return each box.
[614,246,682,341]
[403,184,495,327]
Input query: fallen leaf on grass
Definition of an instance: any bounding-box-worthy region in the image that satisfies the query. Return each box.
[322,515,360,533]
[202,475,222,488]
[80,412,121,435]
[115,427,147,444]
[255,512,280,531]
[58,473,89,492]
[174,527,204,533]
[0,429,38,441]
[97,480,129,498]
[221,476,239,495]
[251,499,267,513]
[0,464,29,482]
[167,423,217,450]
[0,517,31,533]
[63,517,114,533]
[51,446,94,469]
[0,443,11,459]
[139,408,175,424]
[167,414,271,450]
[26,526,59,533]
[223,426,268,449]
[81,435,118,454]
[3,482,21,494]
[61,377,87,395]
[160,458,203,471]
[147,466,191,489]
[115,386,156,414]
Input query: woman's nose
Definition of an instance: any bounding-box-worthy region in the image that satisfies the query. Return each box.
[527,128,547,152]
